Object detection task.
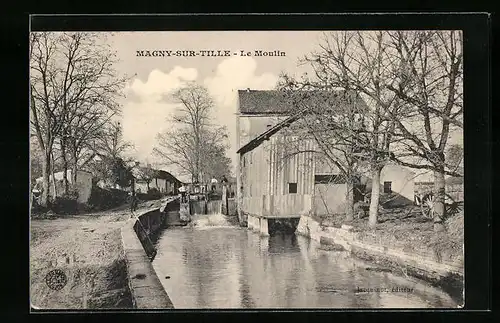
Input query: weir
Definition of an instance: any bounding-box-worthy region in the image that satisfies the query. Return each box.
[183,184,237,218]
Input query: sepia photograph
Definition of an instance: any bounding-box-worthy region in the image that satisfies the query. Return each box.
[30,27,465,310]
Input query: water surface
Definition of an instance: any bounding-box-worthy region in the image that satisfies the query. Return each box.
[152,215,457,309]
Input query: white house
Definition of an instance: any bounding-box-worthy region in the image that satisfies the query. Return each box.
[35,170,93,204]
[379,163,416,202]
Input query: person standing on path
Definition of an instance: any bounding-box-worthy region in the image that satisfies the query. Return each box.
[129,191,139,216]
[179,184,188,203]
[211,177,218,192]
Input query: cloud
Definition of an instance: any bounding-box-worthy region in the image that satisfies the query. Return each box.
[121,67,198,164]
[204,56,278,108]
[121,57,278,175]
[125,67,198,103]
[204,56,278,171]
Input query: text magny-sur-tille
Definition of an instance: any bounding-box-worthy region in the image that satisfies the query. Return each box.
[136,50,286,57]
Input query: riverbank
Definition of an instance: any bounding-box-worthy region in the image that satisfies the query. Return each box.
[296,209,464,306]
[30,199,167,309]
[318,206,464,264]
[121,208,175,309]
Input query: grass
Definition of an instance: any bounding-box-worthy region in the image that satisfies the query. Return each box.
[320,204,464,263]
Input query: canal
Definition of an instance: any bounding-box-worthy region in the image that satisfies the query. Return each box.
[152,214,458,309]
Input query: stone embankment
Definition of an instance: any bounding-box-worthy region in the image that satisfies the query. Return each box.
[296,215,464,303]
[121,197,178,309]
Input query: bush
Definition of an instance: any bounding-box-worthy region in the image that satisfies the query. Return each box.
[52,194,79,215]
[87,186,129,211]
[148,187,160,195]
[30,199,48,216]
[137,188,163,201]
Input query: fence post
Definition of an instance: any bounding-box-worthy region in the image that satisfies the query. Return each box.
[221,185,228,215]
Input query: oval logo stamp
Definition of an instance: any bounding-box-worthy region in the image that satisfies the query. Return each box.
[45,269,67,291]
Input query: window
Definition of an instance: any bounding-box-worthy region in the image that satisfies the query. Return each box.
[315,174,340,184]
[383,181,392,193]
[288,182,298,194]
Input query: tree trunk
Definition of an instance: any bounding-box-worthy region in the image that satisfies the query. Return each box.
[72,150,78,188]
[51,164,57,199]
[40,154,51,207]
[50,150,58,199]
[368,166,382,228]
[72,159,78,195]
[72,166,78,187]
[345,180,354,222]
[61,139,70,195]
[433,168,446,232]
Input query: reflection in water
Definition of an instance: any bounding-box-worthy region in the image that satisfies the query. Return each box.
[268,233,301,254]
[152,225,458,309]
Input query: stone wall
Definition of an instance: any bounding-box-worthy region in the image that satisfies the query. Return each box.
[134,209,164,240]
[296,215,463,284]
[121,206,174,309]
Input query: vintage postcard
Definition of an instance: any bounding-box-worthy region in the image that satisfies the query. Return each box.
[30,26,465,310]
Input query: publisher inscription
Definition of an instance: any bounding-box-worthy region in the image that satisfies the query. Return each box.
[355,286,415,293]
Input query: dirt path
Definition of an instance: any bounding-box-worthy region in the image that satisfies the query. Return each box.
[30,199,167,310]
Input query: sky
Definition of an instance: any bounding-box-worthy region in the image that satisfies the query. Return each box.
[108,31,462,182]
[110,31,324,179]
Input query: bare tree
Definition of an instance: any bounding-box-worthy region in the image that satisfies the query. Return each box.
[155,128,197,180]
[30,32,66,207]
[30,32,127,204]
[154,83,231,183]
[384,30,463,231]
[90,121,134,161]
[277,30,463,231]
[294,31,406,228]
[78,120,133,176]
[30,32,127,205]
[272,85,366,221]
[446,144,464,176]
[172,83,213,183]
[56,33,126,192]
[83,121,135,188]
[30,136,44,182]
[136,166,157,191]
[201,136,233,181]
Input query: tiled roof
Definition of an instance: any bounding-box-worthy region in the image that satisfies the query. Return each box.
[238,90,290,114]
[155,170,181,182]
[132,167,182,183]
[237,89,368,114]
[236,89,370,155]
